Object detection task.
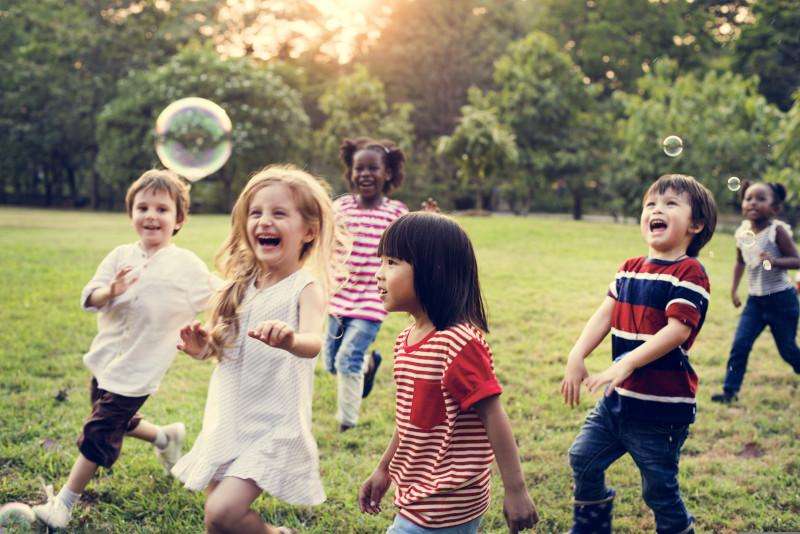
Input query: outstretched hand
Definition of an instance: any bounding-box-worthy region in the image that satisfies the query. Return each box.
[110,266,138,297]
[248,320,296,352]
[178,321,210,359]
[584,358,634,396]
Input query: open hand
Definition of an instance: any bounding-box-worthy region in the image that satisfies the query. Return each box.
[248,320,296,351]
[178,321,210,359]
[110,266,138,297]
[503,489,538,533]
[584,358,635,396]
[561,358,589,408]
[358,467,391,515]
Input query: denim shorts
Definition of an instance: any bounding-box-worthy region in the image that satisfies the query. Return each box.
[386,514,482,534]
[324,316,381,375]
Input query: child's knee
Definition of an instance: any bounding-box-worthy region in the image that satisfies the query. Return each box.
[204,497,243,532]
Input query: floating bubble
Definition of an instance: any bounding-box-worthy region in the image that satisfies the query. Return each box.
[727,176,741,192]
[155,97,232,182]
[662,135,683,157]
[763,259,772,271]
[740,230,756,248]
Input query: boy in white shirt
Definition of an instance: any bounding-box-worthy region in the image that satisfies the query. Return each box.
[33,169,219,529]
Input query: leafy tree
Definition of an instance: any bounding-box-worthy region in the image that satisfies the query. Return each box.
[733,0,800,112]
[314,65,414,188]
[437,91,518,210]
[766,90,800,225]
[486,31,600,218]
[611,60,783,217]
[96,45,310,210]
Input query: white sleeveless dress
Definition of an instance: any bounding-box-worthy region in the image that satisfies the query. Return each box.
[172,269,325,505]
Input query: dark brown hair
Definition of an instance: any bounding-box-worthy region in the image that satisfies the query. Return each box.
[377,212,488,332]
[339,137,405,193]
[643,174,717,257]
[740,180,787,207]
[125,169,190,235]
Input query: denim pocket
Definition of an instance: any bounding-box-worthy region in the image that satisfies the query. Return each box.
[410,379,446,430]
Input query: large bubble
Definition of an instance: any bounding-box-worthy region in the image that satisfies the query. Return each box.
[662,135,683,157]
[727,176,741,191]
[155,97,233,182]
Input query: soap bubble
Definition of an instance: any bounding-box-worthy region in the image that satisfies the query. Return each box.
[155,97,233,182]
[740,230,756,248]
[727,176,741,192]
[662,135,683,157]
[763,260,772,271]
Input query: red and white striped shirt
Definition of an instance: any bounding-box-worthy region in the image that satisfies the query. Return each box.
[329,195,408,322]
[389,324,503,528]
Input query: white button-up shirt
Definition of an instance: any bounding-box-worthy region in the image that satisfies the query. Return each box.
[81,242,222,397]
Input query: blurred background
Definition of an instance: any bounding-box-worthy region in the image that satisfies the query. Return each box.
[1,0,798,222]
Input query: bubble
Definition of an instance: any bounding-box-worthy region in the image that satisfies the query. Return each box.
[727,176,741,191]
[763,259,772,271]
[662,135,683,157]
[155,97,233,182]
[740,230,756,248]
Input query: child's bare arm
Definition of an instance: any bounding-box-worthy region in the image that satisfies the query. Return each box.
[585,318,692,394]
[248,282,325,358]
[359,429,399,515]
[561,296,614,407]
[731,249,745,307]
[762,224,800,270]
[474,395,538,532]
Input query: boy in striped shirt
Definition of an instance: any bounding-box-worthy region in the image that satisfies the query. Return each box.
[561,175,717,534]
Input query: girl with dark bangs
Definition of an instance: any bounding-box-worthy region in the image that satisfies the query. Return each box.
[359,212,538,533]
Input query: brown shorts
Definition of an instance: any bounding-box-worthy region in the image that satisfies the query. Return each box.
[76,377,148,468]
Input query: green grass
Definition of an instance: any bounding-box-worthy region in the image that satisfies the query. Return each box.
[1,207,798,533]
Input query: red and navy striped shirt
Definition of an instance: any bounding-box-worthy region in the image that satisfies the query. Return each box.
[605,256,710,424]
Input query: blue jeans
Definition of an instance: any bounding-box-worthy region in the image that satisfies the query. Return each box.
[569,400,693,534]
[324,316,381,375]
[723,288,800,394]
[386,514,482,534]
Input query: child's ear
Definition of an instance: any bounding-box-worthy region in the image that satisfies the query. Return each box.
[689,221,704,235]
[302,225,317,244]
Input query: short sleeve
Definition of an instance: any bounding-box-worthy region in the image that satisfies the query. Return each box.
[184,253,223,313]
[664,262,710,329]
[607,260,627,300]
[81,246,123,312]
[443,339,502,411]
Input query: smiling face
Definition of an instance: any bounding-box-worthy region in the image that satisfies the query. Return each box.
[641,188,702,259]
[351,148,389,202]
[741,183,777,224]
[375,256,418,314]
[246,183,315,273]
[131,188,180,253]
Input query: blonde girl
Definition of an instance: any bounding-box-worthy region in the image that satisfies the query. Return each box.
[173,165,347,534]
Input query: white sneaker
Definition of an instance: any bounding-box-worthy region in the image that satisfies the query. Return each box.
[32,485,71,529]
[155,422,186,473]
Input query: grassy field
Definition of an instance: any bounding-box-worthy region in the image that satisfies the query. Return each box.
[1,207,798,533]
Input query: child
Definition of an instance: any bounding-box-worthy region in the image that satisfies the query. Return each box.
[172,165,346,533]
[561,174,716,534]
[33,170,219,529]
[326,137,408,431]
[359,212,538,533]
[711,181,800,403]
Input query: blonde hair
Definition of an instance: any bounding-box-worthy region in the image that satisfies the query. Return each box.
[125,169,190,234]
[205,164,350,360]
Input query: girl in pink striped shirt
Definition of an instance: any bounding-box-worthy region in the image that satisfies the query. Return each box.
[325,137,408,431]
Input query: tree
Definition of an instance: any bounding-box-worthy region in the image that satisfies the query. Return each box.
[96,45,310,210]
[486,31,600,218]
[437,91,518,211]
[611,60,783,217]
[313,65,414,189]
[766,90,800,225]
[734,0,800,112]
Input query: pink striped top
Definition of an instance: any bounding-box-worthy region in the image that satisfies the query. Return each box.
[389,324,502,528]
[329,195,408,322]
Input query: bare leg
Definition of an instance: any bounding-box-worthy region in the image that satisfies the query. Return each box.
[64,454,98,494]
[204,477,284,534]
[126,419,159,442]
